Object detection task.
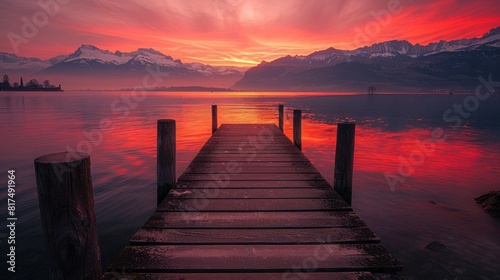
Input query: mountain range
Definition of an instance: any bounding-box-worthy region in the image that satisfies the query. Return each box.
[234,27,500,92]
[1,26,500,91]
[0,46,247,89]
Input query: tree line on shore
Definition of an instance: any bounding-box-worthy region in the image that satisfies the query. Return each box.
[1,74,61,91]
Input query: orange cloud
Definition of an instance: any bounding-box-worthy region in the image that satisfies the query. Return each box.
[1,0,499,66]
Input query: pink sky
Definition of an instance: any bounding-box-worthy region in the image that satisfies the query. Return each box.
[1,0,500,66]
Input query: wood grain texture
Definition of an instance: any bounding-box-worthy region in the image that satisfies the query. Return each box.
[279,104,284,131]
[107,244,401,272]
[101,272,377,280]
[130,227,380,245]
[175,180,333,188]
[211,105,217,134]
[293,110,302,150]
[157,198,351,212]
[35,152,102,280]
[157,120,176,205]
[142,211,368,229]
[167,187,342,199]
[334,123,355,206]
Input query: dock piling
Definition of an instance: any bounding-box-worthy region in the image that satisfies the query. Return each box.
[334,123,356,206]
[279,105,284,131]
[293,109,302,150]
[157,119,176,205]
[212,105,218,134]
[34,152,102,280]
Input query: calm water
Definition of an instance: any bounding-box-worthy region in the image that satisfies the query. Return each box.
[1,91,499,279]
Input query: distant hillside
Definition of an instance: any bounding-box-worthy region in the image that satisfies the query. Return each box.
[233,27,500,92]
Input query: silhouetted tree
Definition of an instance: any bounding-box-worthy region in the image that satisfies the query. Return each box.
[26,79,39,88]
[43,80,51,88]
[3,75,10,88]
[368,85,376,94]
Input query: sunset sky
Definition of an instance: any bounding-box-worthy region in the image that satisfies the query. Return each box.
[2,0,500,66]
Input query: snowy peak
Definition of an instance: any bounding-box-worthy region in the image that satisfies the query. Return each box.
[125,49,179,68]
[0,44,248,80]
[0,52,51,71]
[264,26,500,66]
[65,45,130,65]
[185,62,247,76]
[63,45,181,68]
[483,26,500,38]
[135,48,167,57]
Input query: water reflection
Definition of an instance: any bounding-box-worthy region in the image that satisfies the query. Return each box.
[0,91,499,279]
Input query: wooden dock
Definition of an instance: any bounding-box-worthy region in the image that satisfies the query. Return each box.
[102,123,402,279]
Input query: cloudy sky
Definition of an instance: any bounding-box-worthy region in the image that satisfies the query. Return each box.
[2,0,499,66]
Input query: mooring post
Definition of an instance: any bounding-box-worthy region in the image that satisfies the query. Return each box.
[34,152,102,280]
[334,123,355,206]
[279,104,284,131]
[212,105,218,134]
[293,109,302,150]
[157,119,176,205]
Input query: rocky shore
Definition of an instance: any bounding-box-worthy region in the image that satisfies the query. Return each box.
[475,191,500,217]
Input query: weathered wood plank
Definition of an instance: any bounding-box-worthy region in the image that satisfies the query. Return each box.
[184,165,321,174]
[189,158,311,163]
[185,161,318,167]
[208,133,289,138]
[183,161,321,174]
[157,198,351,212]
[207,133,291,141]
[176,180,332,188]
[214,124,282,134]
[199,148,303,154]
[201,142,296,147]
[143,211,367,229]
[200,146,301,151]
[167,188,342,199]
[178,173,325,181]
[101,272,377,280]
[130,227,380,245]
[107,244,402,273]
[192,153,310,160]
[206,140,294,145]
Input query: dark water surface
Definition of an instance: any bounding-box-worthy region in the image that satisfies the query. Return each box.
[1,91,499,279]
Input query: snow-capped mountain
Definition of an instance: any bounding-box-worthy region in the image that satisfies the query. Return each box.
[234,26,500,92]
[0,52,54,72]
[63,45,182,67]
[0,45,247,89]
[52,45,245,77]
[355,26,500,58]
[264,26,500,67]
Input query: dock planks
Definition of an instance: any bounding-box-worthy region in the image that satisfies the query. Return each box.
[104,124,401,279]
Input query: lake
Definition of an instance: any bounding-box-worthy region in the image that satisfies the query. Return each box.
[1,91,499,279]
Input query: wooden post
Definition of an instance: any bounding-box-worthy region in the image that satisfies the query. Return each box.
[334,123,355,206]
[293,109,302,150]
[278,105,284,131]
[212,105,218,134]
[34,152,102,280]
[157,119,176,205]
